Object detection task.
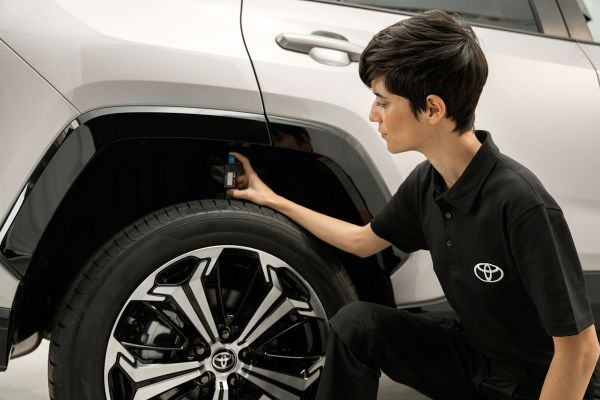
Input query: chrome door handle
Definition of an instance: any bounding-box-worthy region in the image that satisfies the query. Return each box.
[276,32,364,63]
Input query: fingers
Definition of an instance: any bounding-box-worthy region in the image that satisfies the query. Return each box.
[234,174,249,189]
[227,152,264,205]
[227,188,247,200]
[229,152,255,174]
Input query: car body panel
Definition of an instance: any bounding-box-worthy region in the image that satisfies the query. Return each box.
[0,39,79,234]
[580,42,600,80]
[0,0,263,115]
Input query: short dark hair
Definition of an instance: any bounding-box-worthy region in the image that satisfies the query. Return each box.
[359,10,488,134]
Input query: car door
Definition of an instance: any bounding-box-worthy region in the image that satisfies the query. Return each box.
[241,0,600,307]
[577,0,600,91]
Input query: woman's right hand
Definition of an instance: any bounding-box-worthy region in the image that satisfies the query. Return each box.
[227,152,278,206]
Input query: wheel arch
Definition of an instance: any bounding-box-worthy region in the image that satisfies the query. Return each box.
[1,107,400,359]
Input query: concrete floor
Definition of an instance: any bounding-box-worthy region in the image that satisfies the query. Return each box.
[0,340,430,399]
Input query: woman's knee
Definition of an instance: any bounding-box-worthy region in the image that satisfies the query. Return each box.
[328,301,404,367]
[330,301,373,333]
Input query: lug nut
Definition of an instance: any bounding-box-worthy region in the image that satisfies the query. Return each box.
[239,349,248,359]
[228,373,240,387]
[220,326,232,341]
[198,371,215,386]
[194,343,208,357]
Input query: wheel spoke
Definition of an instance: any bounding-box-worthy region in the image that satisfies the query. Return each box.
[240,359,323,392]
[141,302,191,344]
[119,357,201,384]
[131,370,201,400]
[193,246,224,276]
[262,353,322,363]
[152,283,214,344]
[307,356,325,375]
[106,336,136,369]
[188,256,221,341]
[253,319,308,349]
[229,262,260,326]
[212,382,230,400]
[238,298,311,347]
[215,262,227,324]
[117,356,201,400]
[239,366,301,400]
[237,268,282,345]
[257,252,288,282]
[121,341,185,352]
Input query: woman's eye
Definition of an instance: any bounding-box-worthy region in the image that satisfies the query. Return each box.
[376,101,387,108]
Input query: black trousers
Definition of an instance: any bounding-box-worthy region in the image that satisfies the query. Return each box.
[314,301,599,400]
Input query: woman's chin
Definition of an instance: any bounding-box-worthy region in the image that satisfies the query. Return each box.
[386,142,409,154]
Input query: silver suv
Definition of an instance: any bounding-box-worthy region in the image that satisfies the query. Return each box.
[1,0,599,399]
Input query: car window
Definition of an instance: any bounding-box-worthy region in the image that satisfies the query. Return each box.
[339,0,540,33]
[579,0,600,43]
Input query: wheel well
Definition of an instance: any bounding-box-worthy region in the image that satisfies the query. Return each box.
[10,112,397,342]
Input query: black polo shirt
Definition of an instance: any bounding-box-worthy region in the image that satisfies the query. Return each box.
[371,130,594,368]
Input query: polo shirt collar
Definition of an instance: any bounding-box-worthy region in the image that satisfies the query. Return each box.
[432,130,499,214]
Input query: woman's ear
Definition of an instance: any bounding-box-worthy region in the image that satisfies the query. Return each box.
[425,94,446,124]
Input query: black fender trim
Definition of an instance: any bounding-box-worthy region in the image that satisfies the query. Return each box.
[0,307,10,371]
[0,108,271,276]
[1,107,394,277]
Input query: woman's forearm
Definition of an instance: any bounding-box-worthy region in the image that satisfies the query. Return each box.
[267,194,365,255]
[540,327,600,400]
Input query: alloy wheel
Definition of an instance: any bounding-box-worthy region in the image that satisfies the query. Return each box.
[103,245,328,400]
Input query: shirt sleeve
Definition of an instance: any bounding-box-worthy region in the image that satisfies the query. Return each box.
[509,205,594,336]
[370,167,427,253]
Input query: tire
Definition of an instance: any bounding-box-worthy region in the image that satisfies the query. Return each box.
[49,199,358,400]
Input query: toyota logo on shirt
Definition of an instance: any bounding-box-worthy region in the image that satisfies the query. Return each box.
[474,263,504,283]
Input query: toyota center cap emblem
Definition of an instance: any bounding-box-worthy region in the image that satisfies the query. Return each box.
[212,349,236,372]
[474,263,504,283]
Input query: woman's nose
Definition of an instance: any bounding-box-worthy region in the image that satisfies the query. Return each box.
[369,102,381,123]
